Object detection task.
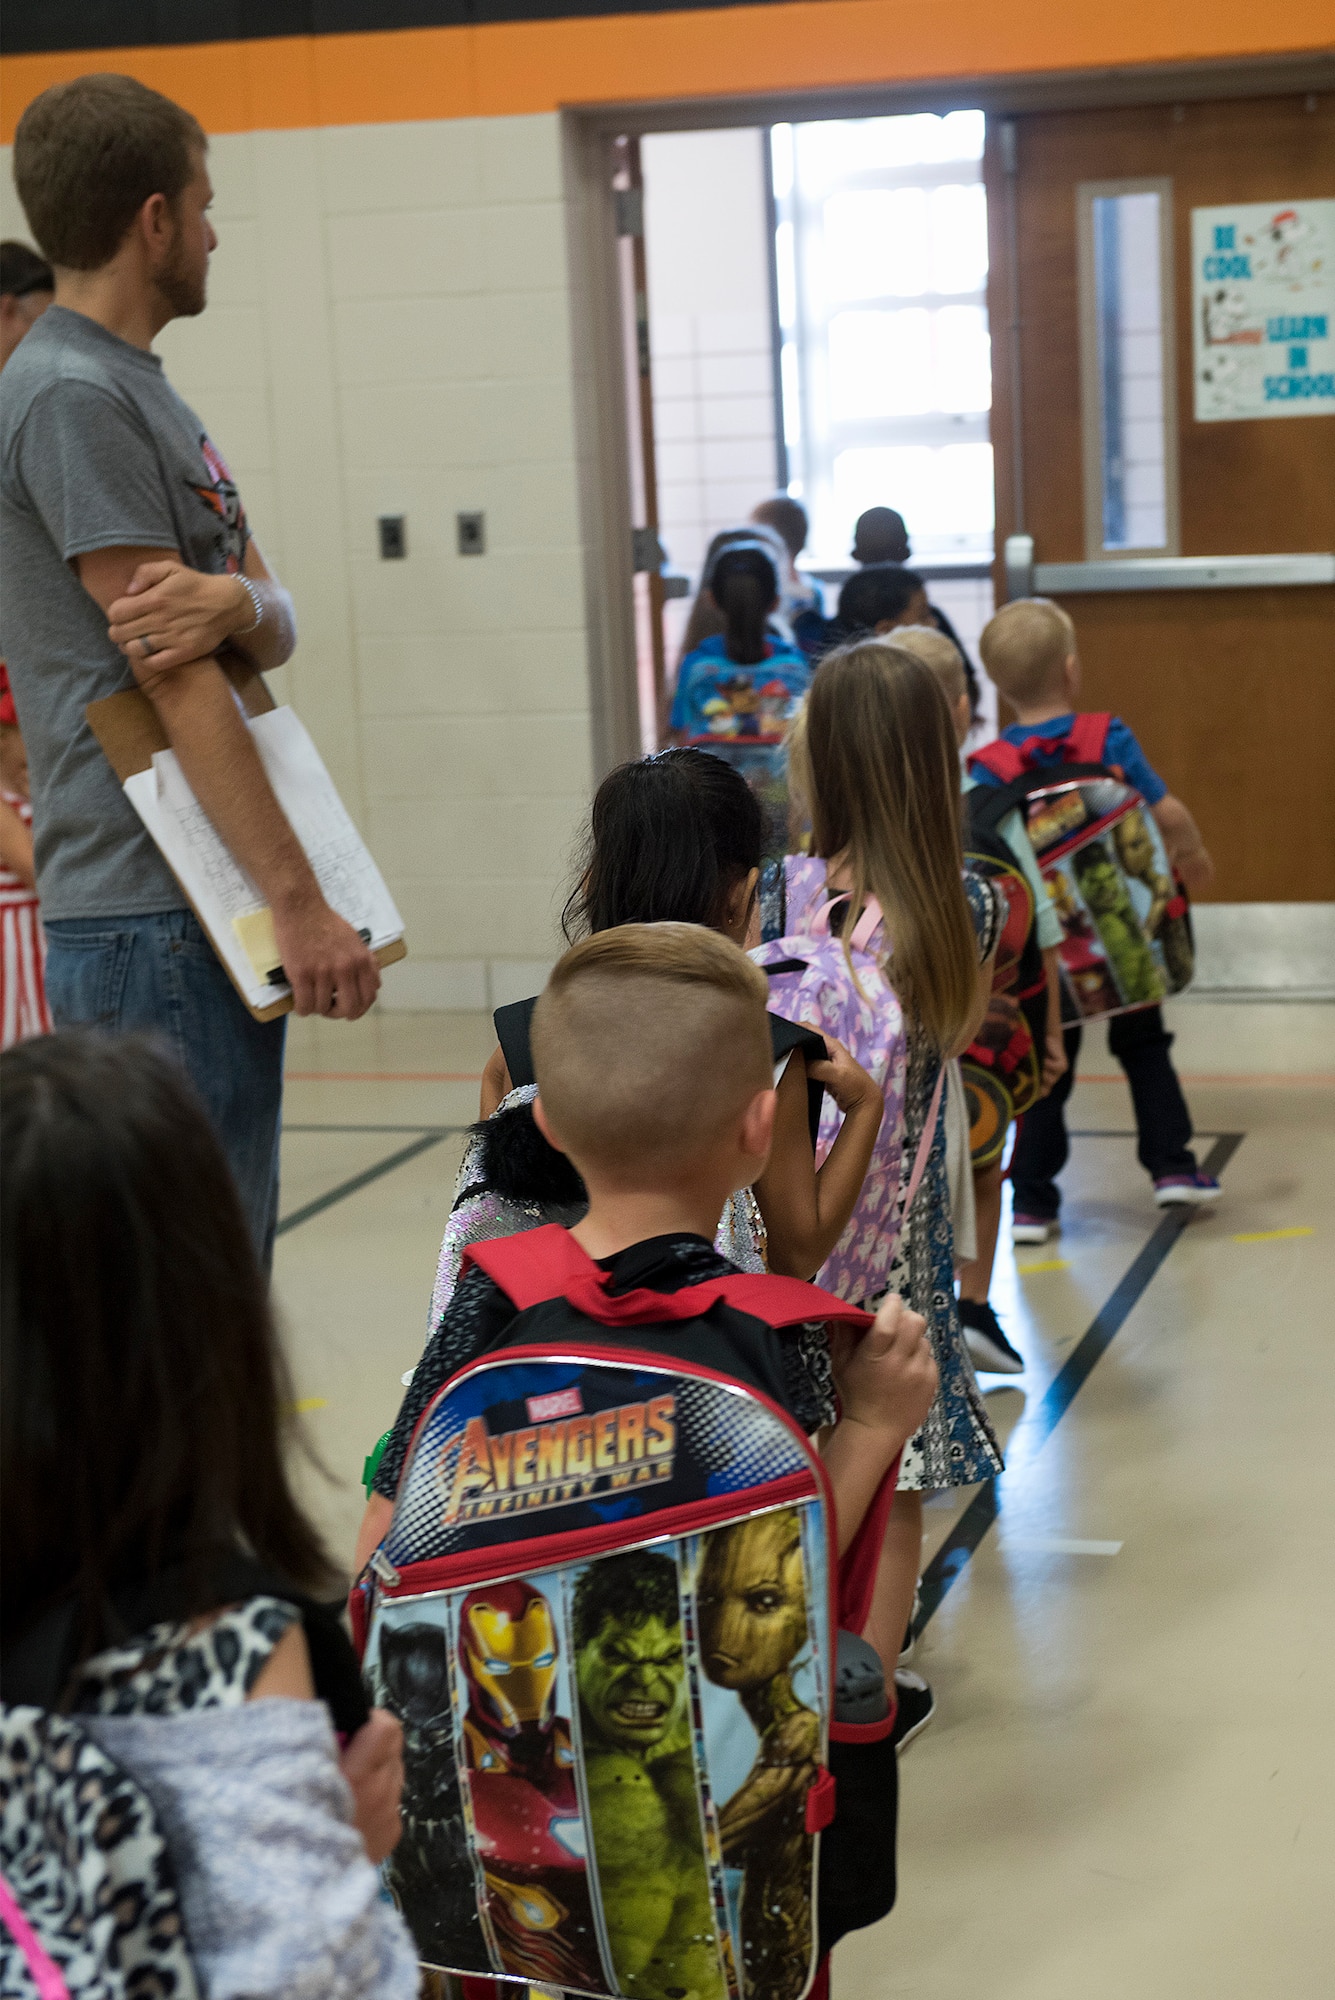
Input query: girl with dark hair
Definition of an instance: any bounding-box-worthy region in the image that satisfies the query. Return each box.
[356,751,884,1572]
[669,540,813,857]
[1,1030,418,1996]
[483,750,882,1284]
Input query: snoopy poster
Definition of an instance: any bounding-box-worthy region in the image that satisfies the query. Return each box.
[1193,200,1335,421]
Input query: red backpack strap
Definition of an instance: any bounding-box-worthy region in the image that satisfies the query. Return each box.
[465,1227,873,1335]
[838,1455,902,1635]
[967,738,1026,784]
[1065,711,1113,765]
[706,1274,872,1335]
[463,1224,599,1310]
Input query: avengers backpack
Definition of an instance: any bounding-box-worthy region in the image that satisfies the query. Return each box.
[969,713,1193,1026]
[353,1226,900,1999]
[960,791,1050,1168]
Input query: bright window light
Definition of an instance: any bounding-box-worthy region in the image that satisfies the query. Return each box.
[771,109,993,562]
[823,188,929,300]
[833,442,995,543]
[780,342,802,445]
[774,219,797,329]
[933,306,992,412]
[829,309,932,419]
[931,184,989,293]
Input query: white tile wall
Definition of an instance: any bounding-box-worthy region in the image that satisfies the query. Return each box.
[641,129,781,671]
[1,113,597,1008]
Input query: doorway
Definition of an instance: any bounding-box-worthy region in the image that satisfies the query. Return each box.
[571,67,1333,941]
[987,91,1335,905]
[626,106,1002,751]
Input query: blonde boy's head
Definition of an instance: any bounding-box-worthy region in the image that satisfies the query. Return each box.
[891,623,968,706]
[979,598,1077,708]
[532,923,772,1185]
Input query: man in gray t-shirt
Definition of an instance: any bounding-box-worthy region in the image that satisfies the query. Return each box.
[1,74,380,1262]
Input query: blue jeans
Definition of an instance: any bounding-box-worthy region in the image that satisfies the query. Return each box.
[43,910,286,1267]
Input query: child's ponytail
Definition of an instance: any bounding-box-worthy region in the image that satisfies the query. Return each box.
[801,640,979,1054]
[710,545,778,668]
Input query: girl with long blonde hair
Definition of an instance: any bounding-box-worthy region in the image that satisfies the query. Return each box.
[763,639,1004,1734]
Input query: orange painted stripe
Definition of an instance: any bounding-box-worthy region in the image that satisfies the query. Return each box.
[4,4,1333,141]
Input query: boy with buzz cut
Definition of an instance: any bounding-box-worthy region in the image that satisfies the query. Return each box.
[356,921,937,1577]
[973,598,1219,1239]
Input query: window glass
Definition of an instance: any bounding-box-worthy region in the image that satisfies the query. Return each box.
[1091,190,1169,550]
[772,110,992,562]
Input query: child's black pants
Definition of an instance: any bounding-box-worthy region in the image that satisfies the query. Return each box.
[1010,1004,1197,1218]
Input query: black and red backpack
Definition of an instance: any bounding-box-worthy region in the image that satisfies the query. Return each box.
[961,789,1051,1168]
[353,1225,900,1998]
[968,712,1193,1036]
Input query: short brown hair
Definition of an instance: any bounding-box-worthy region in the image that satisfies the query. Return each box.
[891,623,967,705]
[979,598,1076,708]
[751,495,808,560]
[14,74,206,272]
[531,924,772,1183]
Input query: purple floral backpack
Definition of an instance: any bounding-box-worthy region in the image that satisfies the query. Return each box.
[753,855,925,1307]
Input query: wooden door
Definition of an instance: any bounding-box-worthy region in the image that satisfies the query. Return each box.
[985,93,1335,901]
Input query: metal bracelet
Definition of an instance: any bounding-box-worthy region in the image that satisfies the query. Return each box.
[234,572,264,633]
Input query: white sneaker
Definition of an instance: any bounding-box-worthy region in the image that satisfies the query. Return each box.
[1012,1212,1057,1245]
[1153,1172,1222,1207]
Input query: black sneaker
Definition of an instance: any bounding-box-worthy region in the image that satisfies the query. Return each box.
[959,1297,1025,1375]
[891,1669,935,1753]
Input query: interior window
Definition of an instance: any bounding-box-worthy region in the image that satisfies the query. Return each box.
[1077,180,1180,556]
[771,109,992,565]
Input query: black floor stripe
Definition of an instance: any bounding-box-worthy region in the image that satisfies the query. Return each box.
[275,1132,450,1237]
[914,1129,1245,1637]
[284,1123,466,1135]
[1067,1128,1229,1140]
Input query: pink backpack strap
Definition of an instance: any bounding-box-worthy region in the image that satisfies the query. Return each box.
[806,892,883,955]
[0,1875,71,2000]
[848,896,884,954]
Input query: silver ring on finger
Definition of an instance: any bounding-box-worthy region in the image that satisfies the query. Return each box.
[139,634,154,658]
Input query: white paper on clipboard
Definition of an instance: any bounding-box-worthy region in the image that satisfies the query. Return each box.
[122,705,404,1014]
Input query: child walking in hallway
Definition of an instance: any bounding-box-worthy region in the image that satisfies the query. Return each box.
[972,599,1219,1240]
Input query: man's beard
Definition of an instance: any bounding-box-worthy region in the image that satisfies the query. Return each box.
[157,230,207,318]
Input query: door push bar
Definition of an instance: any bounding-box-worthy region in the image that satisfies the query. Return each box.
[1004,536,1335,598]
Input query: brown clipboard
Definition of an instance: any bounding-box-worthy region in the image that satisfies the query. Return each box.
[86,656,407,1024]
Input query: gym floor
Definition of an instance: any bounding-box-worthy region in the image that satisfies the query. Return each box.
[277,996,1333,2000]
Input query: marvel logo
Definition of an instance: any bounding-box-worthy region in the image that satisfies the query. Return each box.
[526,1387,584,1422]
